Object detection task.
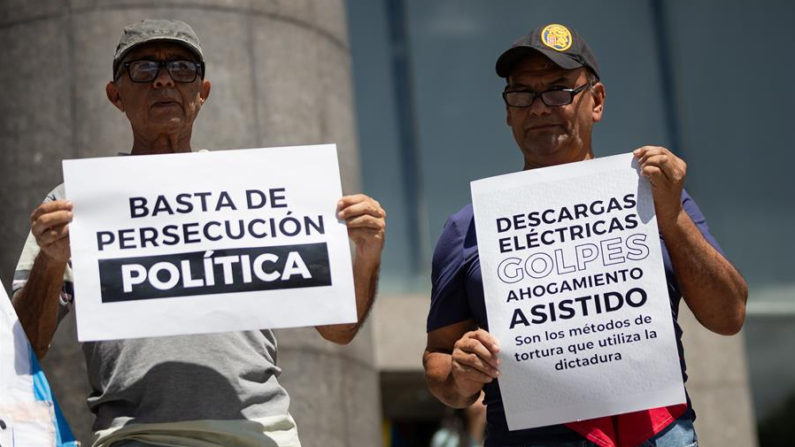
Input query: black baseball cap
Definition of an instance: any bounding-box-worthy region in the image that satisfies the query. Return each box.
[495,24,600,80]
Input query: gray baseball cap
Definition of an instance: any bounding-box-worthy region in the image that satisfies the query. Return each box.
[113,19,204,78]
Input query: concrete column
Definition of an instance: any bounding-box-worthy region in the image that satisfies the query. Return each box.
[679,307,758,446]
[0,1,382,446]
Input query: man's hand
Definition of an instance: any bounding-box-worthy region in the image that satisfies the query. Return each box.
[315,194,385,345]
[633,146,686,230]
[337,194,386,263]
[451,329,501,397]
[634,146,748,335]
[424,322,501,408]
[30,200,73,264]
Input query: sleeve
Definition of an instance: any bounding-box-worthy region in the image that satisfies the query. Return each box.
[11,186,74,326]
[680,189,728,259]
[427,215,473,332]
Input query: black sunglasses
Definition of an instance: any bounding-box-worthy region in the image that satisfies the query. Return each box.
[503,83,590,108]
[117,59,204,83]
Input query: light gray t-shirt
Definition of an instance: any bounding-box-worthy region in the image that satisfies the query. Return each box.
[13,184,292,432]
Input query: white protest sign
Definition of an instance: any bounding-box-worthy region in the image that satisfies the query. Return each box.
[471,153,685,430]
[64,145,356,341]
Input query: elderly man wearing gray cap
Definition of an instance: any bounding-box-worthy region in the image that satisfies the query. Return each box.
[423,23,747,447]
[11,19,385,447]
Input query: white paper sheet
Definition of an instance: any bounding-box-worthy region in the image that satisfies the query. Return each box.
[63,145,356,341]
[0,281,59,446]
[471,153,686,430]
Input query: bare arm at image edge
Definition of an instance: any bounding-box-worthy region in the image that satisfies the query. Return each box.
[12,197,74,359]
[13,235,70,359]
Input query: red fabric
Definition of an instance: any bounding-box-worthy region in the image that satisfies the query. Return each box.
[564,404,687,447]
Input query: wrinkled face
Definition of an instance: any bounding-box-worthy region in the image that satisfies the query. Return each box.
[106,41,210,140]
[505,52,605,169]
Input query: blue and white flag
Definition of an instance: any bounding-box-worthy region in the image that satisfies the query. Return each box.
[0,279,78,447]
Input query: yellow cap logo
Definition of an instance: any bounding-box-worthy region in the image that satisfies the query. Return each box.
[541,24,572,52]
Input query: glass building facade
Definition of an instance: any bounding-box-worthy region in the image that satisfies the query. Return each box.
[347,1,795,445]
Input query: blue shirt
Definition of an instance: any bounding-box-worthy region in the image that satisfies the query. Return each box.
[427,190,725,446]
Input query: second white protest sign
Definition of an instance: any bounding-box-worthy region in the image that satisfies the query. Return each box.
[471,153,685,430]
[64,145,356,341]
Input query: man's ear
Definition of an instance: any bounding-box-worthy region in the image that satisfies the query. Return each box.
[106,82,124,112]
[200,80,211,105]
[591,82,606,123]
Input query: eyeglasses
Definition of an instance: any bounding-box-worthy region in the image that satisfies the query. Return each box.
[118,60,204,83]
[502,83,590,108]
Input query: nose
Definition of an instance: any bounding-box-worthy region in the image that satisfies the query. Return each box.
[153,65,175,89]
[528,95,551,117]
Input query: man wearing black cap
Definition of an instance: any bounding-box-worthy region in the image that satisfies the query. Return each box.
[12,19,385,447]
[423,23,747,447]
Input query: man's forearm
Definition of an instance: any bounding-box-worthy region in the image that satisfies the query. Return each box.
[661,210,748,335]
[12,253,67,358]
[315,256,380,344]
[424,351,480,408]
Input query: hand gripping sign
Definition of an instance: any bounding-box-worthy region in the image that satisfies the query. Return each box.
[470,153,685,430]
[63,145,356,341]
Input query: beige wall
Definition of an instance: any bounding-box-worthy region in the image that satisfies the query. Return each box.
[0,2,382,446]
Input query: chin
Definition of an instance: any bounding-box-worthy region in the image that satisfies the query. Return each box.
[523,144,563,159]
[150,120,186,131]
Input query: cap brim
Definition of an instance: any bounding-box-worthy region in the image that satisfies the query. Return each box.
[495,46,583,78]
